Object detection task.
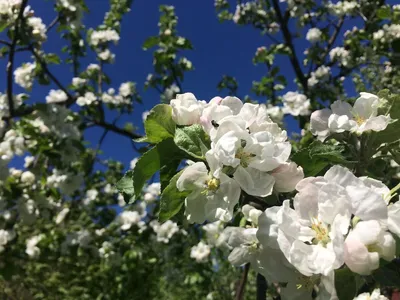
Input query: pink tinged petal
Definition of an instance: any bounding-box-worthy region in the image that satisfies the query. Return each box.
[344,235,379,275]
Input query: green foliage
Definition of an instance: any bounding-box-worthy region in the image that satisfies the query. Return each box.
[291,141,350,176]
[335,268,364,300]
[373,261,400,288]
[174,124,210,160]
[159,171,188,222]
[116,170,135,204]
[144,104,176,143]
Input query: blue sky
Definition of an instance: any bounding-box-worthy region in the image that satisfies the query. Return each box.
[1,0,386,170]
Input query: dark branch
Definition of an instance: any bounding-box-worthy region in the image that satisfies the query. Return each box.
[235,263,250,300]
[92,120,142,140]
[256,273,268,300]
[6,0,29,117]
[271,0,308,93]
[317,17,345,69]
[29,45,75,106]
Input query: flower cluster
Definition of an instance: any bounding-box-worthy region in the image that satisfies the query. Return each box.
[310,92,392,140]
[172,93,303,223]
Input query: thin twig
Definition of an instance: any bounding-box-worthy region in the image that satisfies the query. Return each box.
[29,45,75,106]
[256,273,268,300]
[6,0,29,117]
[271,0,307,93]
[46,15,60,33]
[317,17,344,69]
[235,264,250,300]
[92,120,142,140]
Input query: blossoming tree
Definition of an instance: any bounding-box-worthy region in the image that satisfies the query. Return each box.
[0,0,400,299]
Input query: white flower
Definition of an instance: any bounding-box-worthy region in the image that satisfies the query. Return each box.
[203,221,224,246]
[388,200,400,238]
[90,29,120,46]
[151,220,180,243]
[282,91,310,116]
[190,241,211,263]
[310,93,392,140]
[257,165,390,277]
[26,234,44,258]
[118,210,141,231]
[329,47,350,66]
[170,93,204,125]
[46,89,68,103]
[119,82,134,97]
[265,104,283,123]
[199,96,243,138]
[306,28,322,43]
[271,161,304,192]
[21,171,35,184]
[344,220,395,275]
[14,62,35,89]
[354,289,388,300]
[83,189,98,205]
[161,84,180,103]
[177,155,241,223]
[143,182,160,203]
[27,17,47,41]
[76,92,97,106]
[98,49,114,61]
[242,204,262,226]
[72,77,86,87]
[0,229,14,253]
[55,207,70,224]
[24,155,35,168]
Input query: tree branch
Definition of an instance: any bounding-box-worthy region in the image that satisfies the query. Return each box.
[92,120,142,140]
[256,273,268,300]
[29,45,75,106]
[46,15,60,33]
[6,0,29,117]
[235,263,250,300]
[317,17,344,69]
[271,0,307,92]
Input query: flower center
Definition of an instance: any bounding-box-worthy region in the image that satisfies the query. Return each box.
[206,177,220,192]
[310,219,330,246]
[235,141,256,168]
[353,115,365,126]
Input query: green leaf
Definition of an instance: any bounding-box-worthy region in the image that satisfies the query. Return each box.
[291,141,349,176]
[144,104,176,143]
[377,6,391,19]
[133,138,184,199]
[174,124,210,159]
[115,170,135,204]
[373,260,400,287]
[160,158,181,192]
[45,53,61,64]
[158,171,188,222]
[143,36,159,50]
[335,268,364,300]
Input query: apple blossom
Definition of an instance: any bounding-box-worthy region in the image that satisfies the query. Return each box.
[170,93,204,125]
[344,220,395,275]
[282,91,310,116]
[190,241,211,263]
[311,92,392,140]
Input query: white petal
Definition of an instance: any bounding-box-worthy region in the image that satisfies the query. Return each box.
[233,166,275,197]
[176,162,208,191]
